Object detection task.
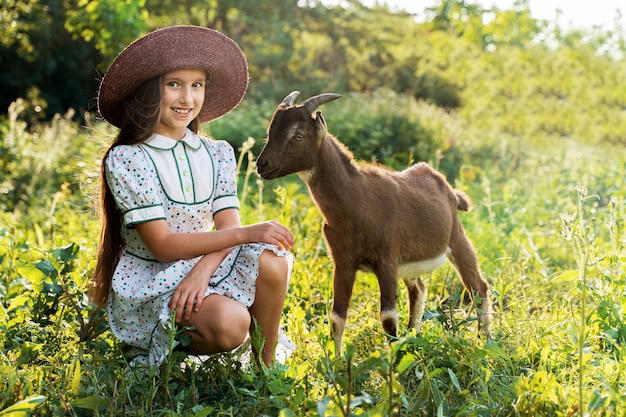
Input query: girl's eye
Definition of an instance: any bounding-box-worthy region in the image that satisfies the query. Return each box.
[192,82,204,88]
[167,81,180,88]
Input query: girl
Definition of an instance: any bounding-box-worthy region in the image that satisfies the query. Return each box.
[91,25,294,367]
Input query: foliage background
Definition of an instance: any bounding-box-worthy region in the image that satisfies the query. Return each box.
[1,0,625,415]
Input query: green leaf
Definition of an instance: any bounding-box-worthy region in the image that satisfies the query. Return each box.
[35,260,57,279]
[53,243,79,263]
[587,390,607,412]
[396,353,416,375]
[355,356,384,375]
[555,270,580,282]
[267,378,291,396]
[16,262,45,292]
[69,396,109,411]
[447,368,462,392]
[349,392,374,408]
[343,341,356,363]
[192,405,214,417]
[431,380,444,407]
[0,395,46,416]
[316,397,330,417]
[484,341,508,360]
[71,360,81,396]
[44,280,63,297]
[7,295,30,312]
[437,401,445,417]
[177,332,192,347]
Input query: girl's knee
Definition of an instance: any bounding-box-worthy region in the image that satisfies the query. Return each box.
[189,298,250,353]
[212,306,250,350]
[258,251,289,289]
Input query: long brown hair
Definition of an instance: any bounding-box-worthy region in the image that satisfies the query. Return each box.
[90,74,201,306]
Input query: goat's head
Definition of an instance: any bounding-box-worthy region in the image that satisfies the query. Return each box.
[257,91,341,180]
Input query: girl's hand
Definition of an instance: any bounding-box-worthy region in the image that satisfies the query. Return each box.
[243,221,294,250]
[168,249,231,322]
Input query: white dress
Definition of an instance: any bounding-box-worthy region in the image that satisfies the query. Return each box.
[105,129,293,366]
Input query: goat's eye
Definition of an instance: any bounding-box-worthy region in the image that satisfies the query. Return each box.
[295,134,304,141]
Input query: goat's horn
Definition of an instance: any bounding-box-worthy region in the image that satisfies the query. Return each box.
[301,93,342,114]
[281,91,301,107]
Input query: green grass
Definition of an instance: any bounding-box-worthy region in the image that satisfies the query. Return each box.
[0,116,625,416]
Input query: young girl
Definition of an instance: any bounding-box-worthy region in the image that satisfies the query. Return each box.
[91,25,294,367]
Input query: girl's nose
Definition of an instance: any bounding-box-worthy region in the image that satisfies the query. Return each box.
[180,87,193,103]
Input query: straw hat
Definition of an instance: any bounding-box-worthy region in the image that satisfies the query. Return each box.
[98,25,248,128]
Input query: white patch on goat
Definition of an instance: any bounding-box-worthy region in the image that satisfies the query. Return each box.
[397,251,449,279]
[380,309,399,327]
[297,170,313,182]
[479,297,494,336]
[330,311,347,355]
[286,124,299,140]
[410,284,427,332]
[330,311,346,329]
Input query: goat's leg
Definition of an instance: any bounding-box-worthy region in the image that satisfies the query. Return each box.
[447,222,493,337]
[372,262,400,339]
[403,277,427,332]
[330,263,357,356]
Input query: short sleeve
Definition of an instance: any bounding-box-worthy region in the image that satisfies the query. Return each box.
[105,145,166,227]
[210,140,240,215]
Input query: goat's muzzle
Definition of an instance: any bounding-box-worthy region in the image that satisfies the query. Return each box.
[256,158,279,180]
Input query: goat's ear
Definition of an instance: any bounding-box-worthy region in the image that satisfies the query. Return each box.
[313,110,328,133]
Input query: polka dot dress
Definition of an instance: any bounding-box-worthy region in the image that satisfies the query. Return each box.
[105,129,293,366]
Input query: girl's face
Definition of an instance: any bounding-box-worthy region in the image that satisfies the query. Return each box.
[157,68,207,139]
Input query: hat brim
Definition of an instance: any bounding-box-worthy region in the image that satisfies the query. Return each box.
[98,25,248,128]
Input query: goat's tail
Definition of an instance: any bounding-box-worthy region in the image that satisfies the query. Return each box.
[454,189,473,212]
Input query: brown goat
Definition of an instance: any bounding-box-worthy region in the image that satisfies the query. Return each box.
[257,91,493,354]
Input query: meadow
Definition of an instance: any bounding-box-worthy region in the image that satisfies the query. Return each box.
[0,93,625,416]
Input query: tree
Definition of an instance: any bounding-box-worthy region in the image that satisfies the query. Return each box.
[0,0,102,120]
[64,0,148,69]
[424,0,544,51]
[0,0,49,58]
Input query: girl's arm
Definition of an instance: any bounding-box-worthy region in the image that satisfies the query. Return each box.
[154,208,292,322]
[134,210,293,263]
[166,209,241,321]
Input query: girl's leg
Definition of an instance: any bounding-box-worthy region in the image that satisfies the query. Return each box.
[248,250,289,365]
[179,294,250,354]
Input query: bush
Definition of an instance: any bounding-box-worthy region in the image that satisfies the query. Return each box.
[0,100,102,214]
